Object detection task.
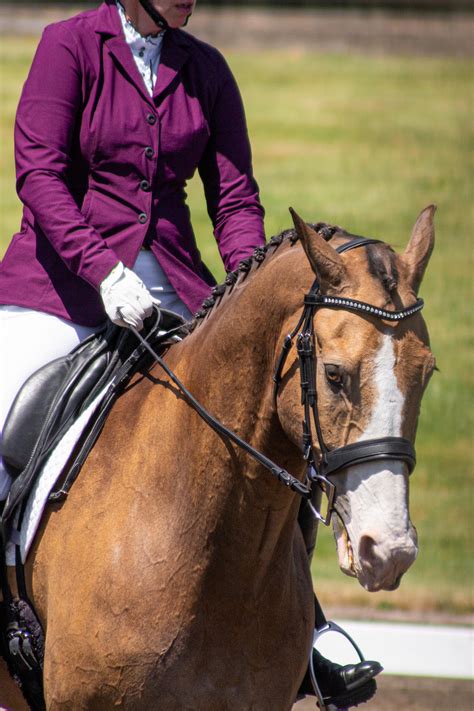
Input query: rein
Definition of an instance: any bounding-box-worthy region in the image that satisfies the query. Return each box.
[124,323,312,499]
[126,236,424,524]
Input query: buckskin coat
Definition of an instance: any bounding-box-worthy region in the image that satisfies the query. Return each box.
[0,0,265,326]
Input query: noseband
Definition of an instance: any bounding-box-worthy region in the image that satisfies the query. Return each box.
[273,237,424,524]
[127,236,424,525]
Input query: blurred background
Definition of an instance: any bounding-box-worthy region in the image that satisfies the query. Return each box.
[0,2,472,707]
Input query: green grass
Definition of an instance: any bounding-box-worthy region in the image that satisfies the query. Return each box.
[1,38,472,613]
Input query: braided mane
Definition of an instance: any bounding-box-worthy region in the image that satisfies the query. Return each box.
[187,222,335,332]
[187,221,391,332]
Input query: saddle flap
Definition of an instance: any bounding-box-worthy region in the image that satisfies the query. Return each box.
[1,358,71,475]
[1,334,110,477]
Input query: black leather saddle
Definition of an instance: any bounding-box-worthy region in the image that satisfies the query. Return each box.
[1,307,185,525]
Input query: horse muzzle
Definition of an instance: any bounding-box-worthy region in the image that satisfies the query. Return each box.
[331,460,419,591]
[354,526,419,591]
[334,517,418,591]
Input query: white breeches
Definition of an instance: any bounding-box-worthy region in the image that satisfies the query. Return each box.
[0,309,95,499]
[0,252,192,499]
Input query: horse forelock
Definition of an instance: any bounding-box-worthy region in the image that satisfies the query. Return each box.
[366,243,399,295]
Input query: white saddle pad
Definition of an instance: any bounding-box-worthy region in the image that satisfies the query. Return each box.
[6,383,111,565]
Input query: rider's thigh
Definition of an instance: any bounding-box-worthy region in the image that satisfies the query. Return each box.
[0,306,96,498]
[0,305,96,430]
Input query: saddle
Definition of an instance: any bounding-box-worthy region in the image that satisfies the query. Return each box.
[1,307,185,526]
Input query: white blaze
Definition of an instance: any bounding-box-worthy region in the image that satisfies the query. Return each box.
[333,334,418,591]
[359,334,404,440]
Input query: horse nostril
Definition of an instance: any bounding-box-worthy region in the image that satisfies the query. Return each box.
[359,534,379,567]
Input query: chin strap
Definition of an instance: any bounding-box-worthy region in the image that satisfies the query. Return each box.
[138,0,169,31]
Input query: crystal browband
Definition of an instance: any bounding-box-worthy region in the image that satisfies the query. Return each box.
[304,294,424,321]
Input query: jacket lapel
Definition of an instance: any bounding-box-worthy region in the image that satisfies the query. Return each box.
[94,0,155,107]
[105,37,155,106]
[153,31,190,103]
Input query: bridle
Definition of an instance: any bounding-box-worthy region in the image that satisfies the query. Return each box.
[127,236,424,525]
[273,236,423,524]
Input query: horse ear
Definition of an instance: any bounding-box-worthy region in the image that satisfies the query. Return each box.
[402,205,436,294]
[289,207,347,289]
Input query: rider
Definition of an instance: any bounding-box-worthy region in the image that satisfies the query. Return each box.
[0,0,381,705]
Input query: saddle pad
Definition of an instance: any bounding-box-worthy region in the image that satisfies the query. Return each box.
[6,383,111,566]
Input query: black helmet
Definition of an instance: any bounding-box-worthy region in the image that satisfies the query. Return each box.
[138,0,169,31]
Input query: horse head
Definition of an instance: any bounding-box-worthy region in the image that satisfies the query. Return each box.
[275,206,436,592]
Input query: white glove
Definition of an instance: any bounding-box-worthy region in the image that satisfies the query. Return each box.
[99,262,160,331]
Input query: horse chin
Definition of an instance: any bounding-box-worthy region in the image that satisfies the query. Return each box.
[356,571,404,593]
[385,575,403,591]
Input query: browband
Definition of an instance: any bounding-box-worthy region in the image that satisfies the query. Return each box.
[304,294,424,322]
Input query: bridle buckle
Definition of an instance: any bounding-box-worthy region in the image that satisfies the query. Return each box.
[307,468,335,526]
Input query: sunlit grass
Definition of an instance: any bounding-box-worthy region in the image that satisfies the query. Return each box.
[1,37,472,612]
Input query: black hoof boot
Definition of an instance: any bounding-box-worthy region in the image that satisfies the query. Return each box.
[299,649,383,708]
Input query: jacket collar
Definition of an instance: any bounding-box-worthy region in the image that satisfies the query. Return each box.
[93,0,125,37]
[94,0,190,105]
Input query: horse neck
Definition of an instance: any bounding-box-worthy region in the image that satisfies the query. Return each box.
[169,266,304,578]
[181,270,281,443]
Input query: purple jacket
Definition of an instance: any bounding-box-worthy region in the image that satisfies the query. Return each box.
[0,0,265,326]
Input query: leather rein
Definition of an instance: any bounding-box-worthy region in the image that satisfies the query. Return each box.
[127,236,424,525]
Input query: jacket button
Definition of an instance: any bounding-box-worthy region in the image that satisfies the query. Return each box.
[146,113,156,125]
[145,146,154,159]
[138,212,148,224]
[140,179,151,192]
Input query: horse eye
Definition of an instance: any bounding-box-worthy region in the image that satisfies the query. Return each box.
[324,364,344,389]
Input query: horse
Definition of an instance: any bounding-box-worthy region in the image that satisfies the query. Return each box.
[2,206,436,710]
